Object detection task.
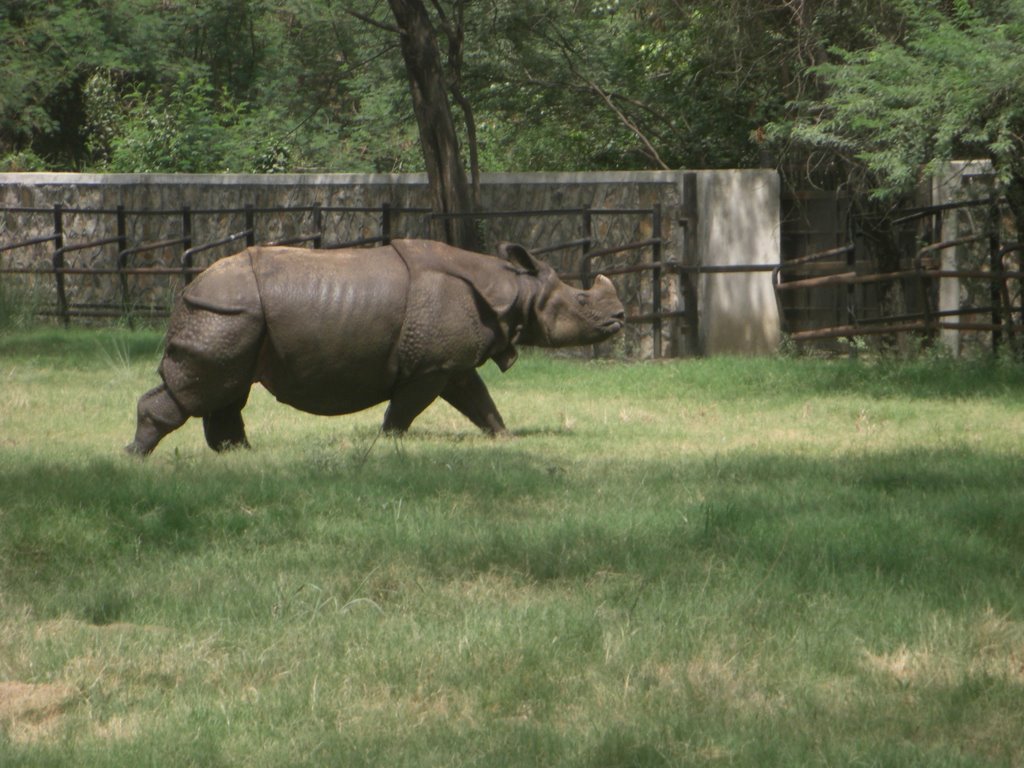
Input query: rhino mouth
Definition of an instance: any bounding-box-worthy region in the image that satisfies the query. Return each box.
[602,312,626,334]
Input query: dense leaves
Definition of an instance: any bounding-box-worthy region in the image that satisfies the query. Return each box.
[786,3,1024,201]
[2,0,1023,217]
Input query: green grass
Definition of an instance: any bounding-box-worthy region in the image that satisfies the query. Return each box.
[2,328,1023,766]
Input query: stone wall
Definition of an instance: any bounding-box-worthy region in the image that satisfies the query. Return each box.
[0,170,780,356]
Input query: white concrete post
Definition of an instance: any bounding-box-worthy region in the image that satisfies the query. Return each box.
[695,170,781,355]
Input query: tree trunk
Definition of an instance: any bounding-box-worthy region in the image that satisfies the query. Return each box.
[387,0,480,251]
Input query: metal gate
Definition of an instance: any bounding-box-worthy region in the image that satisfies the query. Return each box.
[775,191,1024,356]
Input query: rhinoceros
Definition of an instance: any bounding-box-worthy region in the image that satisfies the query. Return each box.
[126,239,624,455]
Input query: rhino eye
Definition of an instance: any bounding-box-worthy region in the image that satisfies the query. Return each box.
[575,293,588,306]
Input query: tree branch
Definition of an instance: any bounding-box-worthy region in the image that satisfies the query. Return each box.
[548,35,671,170]
[587,77,671,170]
[518,74,689,135]
[343,7,400,34]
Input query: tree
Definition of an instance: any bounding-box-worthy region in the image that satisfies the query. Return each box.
[0,1,115,168]
[10,0,1022,209]
[462,0,877,172]
[383,0,481,249]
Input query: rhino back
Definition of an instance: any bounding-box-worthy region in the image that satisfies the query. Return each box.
[251,246,409,415]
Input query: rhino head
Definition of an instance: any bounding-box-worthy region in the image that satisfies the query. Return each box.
[498,242,626,348]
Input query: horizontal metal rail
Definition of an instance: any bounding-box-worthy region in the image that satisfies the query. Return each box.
[432,207,658,219]
[775,271,857,291]
[0,203,433,216]
[915,234,986,257]
[264,233,322,247]
[628,309,690,325]
[0,233,61,253]
[677,263,779,274]
[182,230,252,260]
[789,319,1016,342]
[1,266,204,276]
[892,196,999,225]
[777,268,1024,292]
[52,236,123,258]
[119,237,191,258]
[781,243,855,267]
[532,238,591,256]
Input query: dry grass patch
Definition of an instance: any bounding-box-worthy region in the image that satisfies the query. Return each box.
[0,680,78,744]
[0,614,226,747]
[861,609,1024,687]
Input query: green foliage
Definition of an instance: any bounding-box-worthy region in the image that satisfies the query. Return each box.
[0,0,820,173]
[0,0,117,167]
[4,0,1024,181]
[0,277,40,329]
[466,0,778,170]
[90,75,272,174]
[785,2,1024,199]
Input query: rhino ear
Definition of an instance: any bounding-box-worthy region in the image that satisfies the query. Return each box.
[496,242,544,275]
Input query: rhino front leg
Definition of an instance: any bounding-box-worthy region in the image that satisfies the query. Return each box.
[203,391,252,452]
[440,370,508,435]
[125,383,189,456]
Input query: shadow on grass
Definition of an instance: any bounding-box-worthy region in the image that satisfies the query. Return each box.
[786,357,1024,401]
[1,444,1022,618]
[594,354,1024,404]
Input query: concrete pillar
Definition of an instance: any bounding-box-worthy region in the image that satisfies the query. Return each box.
[694,170,781,355]
[936,174,963,356]
[932,161,995,357]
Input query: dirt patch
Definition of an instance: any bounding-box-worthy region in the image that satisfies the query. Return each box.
[0,680,77,743]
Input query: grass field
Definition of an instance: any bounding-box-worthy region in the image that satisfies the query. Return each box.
[1,328,1023,766]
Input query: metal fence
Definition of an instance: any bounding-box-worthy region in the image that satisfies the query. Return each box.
[0,202,686,358]
[5,195,1021,357]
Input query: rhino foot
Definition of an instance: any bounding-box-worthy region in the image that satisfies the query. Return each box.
[203,397,251,452]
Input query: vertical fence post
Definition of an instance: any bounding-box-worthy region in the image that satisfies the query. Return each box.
[846,221,857,329]
[580,204,593,289]
[181,206,194,284]
[989,198,1003,353]
[381,202,392,245]
[51,203,69,327]
[313,203,323,249]
[651,203,663,358]
[680,172,700,356]
[917,256,935,343]
[926,208,942,342]
[997,249,1017,352]
[245,204,255,247]
[116,205,133,327]
[845,213,861,357]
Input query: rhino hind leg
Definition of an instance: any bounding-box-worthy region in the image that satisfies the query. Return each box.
[381,373,449,434]
[440,370,508,435]
[203,392,251,452]
[125,384,189,456]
